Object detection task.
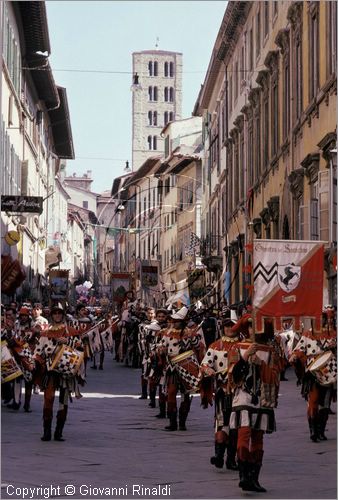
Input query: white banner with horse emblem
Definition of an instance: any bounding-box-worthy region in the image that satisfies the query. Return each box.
[253,239,325,332]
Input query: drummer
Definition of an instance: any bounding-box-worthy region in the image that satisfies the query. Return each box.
[228,316,283,492]
[34,303,84,442]
[158,306,205,432]
[199,314,240,471]
[289,307,337,443]
[1,308,17,406]
[8,307,36,412]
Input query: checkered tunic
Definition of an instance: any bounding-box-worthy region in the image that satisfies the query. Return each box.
[200,337,240,433]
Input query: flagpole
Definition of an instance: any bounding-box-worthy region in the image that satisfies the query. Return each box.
[247,220,256,342]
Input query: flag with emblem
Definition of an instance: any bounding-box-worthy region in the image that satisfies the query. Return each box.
[253,239,325,333]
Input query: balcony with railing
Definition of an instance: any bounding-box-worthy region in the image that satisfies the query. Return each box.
[200,234,224,273]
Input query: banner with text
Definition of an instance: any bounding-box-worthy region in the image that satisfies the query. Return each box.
[253,239,325,332]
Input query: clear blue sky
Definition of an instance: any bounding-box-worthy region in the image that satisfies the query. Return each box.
[46,1,227,193]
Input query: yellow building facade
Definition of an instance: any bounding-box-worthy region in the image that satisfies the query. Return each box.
[194,1,337,309]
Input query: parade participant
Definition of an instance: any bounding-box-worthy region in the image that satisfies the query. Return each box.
[200,316,240,471]
[138,307,156,400]
[9,307,36,412]
[148,309,169,417]
[14,306,32,337]
[32,303,49,330]
[202,307,220,348]
[73,303,93,371]
[289,306,337,443]
[91,308,106,370]
[34,303,84,441]
[228,316,283,492]
[1,308,17,405]
[159,306,206,431]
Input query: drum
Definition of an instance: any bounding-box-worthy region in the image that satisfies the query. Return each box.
[1,340,23,383]
[171,350,200,394]
[308,351,337,386]
[48,344,84,377]
[237,342,272,364]
[87,327,103,354]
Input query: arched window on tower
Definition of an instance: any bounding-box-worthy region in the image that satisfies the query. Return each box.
[169,87,174,102]
[147,136,152,150]
[154,61,158,76]
[169,62,174,77]
[164,111,169,125]
[153,136,157,150]
[153,86,158,101]
[153,111,158,126]
[164,61,169,77]
[148,111,153,126]
[164,87,168,102]
[169,111,174,122]
[148,61,153,76]
[148,86,153,101]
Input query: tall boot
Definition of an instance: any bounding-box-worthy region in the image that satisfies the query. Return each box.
[155,401,166,418]
[308,416,319,442]
[139,377,148,399]
[178,397,191,431]
[210,441,226,469]
[23,382,33,413]
[238,460,254,491]
[148,388,156,408]
[54,408,67,441]
[226,430,239,470]
[41,419,52,441]
[165,411,177,431]
[250,463,267,492]
[318,409,329,440]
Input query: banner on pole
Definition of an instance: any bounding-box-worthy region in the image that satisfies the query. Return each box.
[253,239,325,332]
[111,273,131,304]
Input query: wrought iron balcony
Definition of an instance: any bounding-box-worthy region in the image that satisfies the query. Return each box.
[200,234,224,273]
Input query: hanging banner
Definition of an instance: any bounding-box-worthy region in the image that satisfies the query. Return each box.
[253,239,325,332]
[49,269,69,301]
[111,273,131,303]
[187,269,205,300]
[140,261,159,289]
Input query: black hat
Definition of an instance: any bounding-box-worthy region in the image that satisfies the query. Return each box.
[51,302,64,313]
[223,318,236,327]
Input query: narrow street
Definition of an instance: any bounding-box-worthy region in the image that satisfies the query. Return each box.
[1,354,336,500]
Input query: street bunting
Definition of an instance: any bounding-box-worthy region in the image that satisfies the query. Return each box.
[253,239,325,332]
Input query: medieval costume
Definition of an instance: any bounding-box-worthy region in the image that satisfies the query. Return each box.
[147,309,169,418]
[34,303,85,441]
[8,307,37,412]
[137,307,156,401]
[159,306,206,431]
[228,317,283,492]
[200,317,240,470]
[290,307,337,442]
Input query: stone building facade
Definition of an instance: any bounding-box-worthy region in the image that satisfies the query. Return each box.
[132,50,182,171]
